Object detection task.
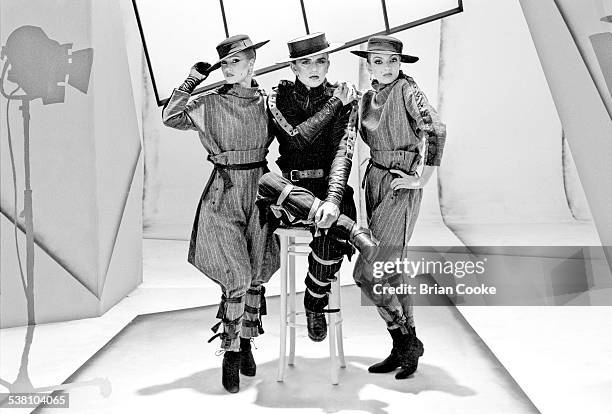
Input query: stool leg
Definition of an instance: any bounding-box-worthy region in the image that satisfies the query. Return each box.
[288,236,296,366]
[277,235,288,382]
[328,281,339,385]
[334,277,346,368]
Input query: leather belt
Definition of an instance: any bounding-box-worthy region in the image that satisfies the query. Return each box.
[283,168,325,182]
[205,154,267,194]
[361,159,419,189]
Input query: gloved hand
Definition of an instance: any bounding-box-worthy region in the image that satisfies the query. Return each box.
[191,62,212,80]
[179,62,212,93]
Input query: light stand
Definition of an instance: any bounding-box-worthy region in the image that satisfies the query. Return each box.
[0,25,109,408]
[21,97,35,327]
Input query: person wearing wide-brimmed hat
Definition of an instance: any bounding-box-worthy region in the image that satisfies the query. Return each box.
[256,32,379,343]
[350,35,447,379]
[162,34,279,393]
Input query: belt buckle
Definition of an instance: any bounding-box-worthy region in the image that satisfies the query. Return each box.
[289,170,300,182]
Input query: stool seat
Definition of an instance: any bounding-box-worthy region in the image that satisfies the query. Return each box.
[274,226,346,385]
[275,226,311,237]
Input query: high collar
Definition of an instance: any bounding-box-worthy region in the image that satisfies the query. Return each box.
[222,79,262,98]
[294,77,332,98]
[371,70,411,92]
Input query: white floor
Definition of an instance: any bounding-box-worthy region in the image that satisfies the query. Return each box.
[1,238,611,413]
[33,289,538,414]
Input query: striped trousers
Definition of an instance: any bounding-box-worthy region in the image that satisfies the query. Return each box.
[257,172,357,312]
[353,165,423,333]
[190,167,279,351]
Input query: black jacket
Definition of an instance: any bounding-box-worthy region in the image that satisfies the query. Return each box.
[268,78,357,207]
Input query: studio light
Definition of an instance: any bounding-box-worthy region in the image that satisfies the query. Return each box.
[0,25,94,326]
[1,25,93,104]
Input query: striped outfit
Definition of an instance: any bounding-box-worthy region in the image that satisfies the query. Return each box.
[268,79,357,313]
[162,82,279,351]
[353,72,446,332]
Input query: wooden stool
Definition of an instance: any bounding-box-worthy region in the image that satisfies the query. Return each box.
[275,227,346,385]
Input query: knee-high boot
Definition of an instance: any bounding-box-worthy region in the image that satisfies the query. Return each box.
[257,172,379,262]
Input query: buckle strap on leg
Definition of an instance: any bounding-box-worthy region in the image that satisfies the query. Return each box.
[278,184,294,206]
[243,319,264,334]
[308,271,332,287]
[305,287,327,299]
[310,251,343,266]
[307,199,322,222]
[215,297,225,319]
[245,285,266,315]
[259,286,267,316]
[208,315,242,344]
[258,319,264,335]
[211,321,222,334]
[244,305,259,314]
[243,319,265,334]
[216,294,245,319]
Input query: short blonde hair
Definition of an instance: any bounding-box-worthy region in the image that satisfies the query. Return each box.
[243,48,256,61]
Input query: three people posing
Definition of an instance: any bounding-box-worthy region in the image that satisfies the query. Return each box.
[163,32,445,393]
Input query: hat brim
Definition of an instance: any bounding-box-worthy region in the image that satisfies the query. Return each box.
[209,39,270,71]
[351,50,419,63]
[275,42,345,65]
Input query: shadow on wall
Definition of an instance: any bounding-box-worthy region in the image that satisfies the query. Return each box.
[1,24,94,324]
[0,24,108,408]
[1,0,144,330]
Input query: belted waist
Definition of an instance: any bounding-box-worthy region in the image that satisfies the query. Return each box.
[205,149,268,194]
[362,150,421,189]
[370,149,420,170]
[282,168,325,182]
[208,148,268,165]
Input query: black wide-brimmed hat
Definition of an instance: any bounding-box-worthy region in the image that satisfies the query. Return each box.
[351,35,419,63]
[276,32,344,64]
[210,34,269,71]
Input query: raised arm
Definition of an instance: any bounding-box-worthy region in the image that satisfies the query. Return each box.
[162,62,211,130]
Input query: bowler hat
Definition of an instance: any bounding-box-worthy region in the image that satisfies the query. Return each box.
[277,32,344,64]
[210,34,269,71]
[351,35,418,63]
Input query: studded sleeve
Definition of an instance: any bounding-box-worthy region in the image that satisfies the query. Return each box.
[268,87,343,150]
[325,101,358,206]
[403,81,447,167]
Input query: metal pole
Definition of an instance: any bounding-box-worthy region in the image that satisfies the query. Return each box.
[20,98,35,326]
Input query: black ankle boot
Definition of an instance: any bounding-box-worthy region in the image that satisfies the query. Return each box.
[394,326,424,380]
[306,309,327,342]
[239,337,256,377]
[368,328,403,373]
[222,351,241,393]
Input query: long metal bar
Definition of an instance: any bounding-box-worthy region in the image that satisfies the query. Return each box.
[159,4,464,105]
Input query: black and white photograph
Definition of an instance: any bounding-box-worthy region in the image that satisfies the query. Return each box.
[1,0,612,412]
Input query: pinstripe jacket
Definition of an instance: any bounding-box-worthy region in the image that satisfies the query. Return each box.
[162,83,272,161]
[161,82,279,283]
[361,72,446,170]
